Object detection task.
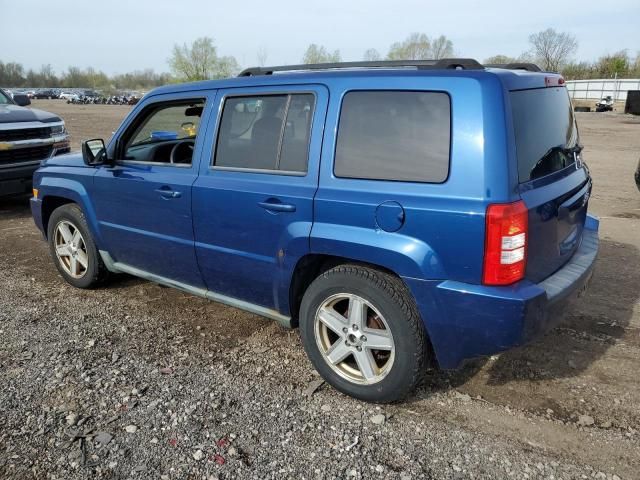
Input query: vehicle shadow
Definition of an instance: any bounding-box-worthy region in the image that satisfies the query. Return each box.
[0,194,32,219]
[418,237,639,394]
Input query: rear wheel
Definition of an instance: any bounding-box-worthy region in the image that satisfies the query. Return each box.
[47,204,107,288]
[299,265,429,402]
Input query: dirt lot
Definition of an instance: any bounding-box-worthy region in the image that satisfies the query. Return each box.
[1,100,639,479]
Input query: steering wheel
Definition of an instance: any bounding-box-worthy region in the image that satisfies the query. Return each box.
[169,139,195,164]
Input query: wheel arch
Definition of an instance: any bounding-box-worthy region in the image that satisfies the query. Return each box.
[289,254,438,366]
[38,178,103,247]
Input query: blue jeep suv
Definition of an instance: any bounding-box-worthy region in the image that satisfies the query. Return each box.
[31,59,599,402]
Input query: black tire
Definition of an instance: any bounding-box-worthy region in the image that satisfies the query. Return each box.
[299,265,429,403]
[47,203,108,289]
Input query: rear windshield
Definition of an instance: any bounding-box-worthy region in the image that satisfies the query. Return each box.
[511,87,579,183]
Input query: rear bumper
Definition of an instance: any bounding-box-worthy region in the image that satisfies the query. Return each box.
[405,214,599,369]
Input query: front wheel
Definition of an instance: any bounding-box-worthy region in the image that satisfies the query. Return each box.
[47,204,107,289]
[299,265,429,403]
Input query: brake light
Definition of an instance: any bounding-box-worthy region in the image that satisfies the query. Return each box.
[482,200,528,285]
[545,76,565,87]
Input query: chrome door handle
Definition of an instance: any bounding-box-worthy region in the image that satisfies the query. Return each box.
[258,201,296,213]
[155,188,182,199]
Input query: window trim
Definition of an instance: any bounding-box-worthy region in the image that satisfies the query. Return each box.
[116,98,206,167]
[210,90,317,176]
[333,89,453,185]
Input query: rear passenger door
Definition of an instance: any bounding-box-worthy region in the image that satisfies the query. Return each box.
[192,85,328,311]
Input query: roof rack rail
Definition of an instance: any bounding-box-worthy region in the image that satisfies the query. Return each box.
[238,58,484,77]
[484,62,542,72]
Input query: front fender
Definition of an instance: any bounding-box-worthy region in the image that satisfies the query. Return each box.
[310,223,445,279]
[38,176,103,248]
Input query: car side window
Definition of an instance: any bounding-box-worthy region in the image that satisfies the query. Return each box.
[214,93,315,173]
[334,91,451,183]
[120,99,205,166]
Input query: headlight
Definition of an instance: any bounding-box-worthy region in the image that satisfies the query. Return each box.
[50,125,66,135]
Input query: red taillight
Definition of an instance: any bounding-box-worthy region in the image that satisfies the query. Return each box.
[482,200,528,285]
[545,76,565,87]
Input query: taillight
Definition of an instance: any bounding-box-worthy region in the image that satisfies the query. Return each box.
[545,76,565,87]
[482,200,528,285]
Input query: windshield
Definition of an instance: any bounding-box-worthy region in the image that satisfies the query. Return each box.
[0,89,11,105]
[511,87,579,183]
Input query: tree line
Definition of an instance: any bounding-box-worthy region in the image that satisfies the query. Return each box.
[0,62,171,91]
[485,28,640,80]
[2,29,639,89]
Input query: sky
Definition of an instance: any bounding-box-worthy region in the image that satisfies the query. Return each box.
[1,0,638,75]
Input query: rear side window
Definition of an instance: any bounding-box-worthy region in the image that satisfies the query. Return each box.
[334,91,451,183]
[214,93,315,173]
[511,87,579,183]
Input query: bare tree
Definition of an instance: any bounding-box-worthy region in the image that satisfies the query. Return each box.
[528,28,577,71]
[169,37,239,81]
[256,47,268,67]
[302,44,341,64]
[484,54,518,65]
[430,35,454,59]
[363,48,381,61]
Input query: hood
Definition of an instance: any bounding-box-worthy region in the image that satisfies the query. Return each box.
[43,151,86,168]
[0,104,62,123]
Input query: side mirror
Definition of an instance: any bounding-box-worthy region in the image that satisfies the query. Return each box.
[82,138,107,166]
[13,94,31,106]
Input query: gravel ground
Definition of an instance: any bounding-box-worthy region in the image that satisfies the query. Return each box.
[0,102,639,479]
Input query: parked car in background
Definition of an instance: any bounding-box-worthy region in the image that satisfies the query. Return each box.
[32,89,59,99]
[0,87,70,197]
[30,59,599,402]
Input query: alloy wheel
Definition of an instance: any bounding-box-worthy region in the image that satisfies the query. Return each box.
[314,293,395,385]
[54,220,89,279]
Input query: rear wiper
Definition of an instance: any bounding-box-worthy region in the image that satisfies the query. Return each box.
[529,144,583,180]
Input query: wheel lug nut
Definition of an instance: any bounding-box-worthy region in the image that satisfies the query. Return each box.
[352,325,358,330]
[361,336,367,342]
[356,346,362,352]
[342,327,348,333]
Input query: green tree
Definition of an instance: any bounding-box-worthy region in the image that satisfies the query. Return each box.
[386,33,454,60]
[169,37,238,81]
[528,28,577,71]
[561,61,594,80]
[596,50,630,77]
[387,33,431,60]
[0,61,25,87]
[301,44,341,64]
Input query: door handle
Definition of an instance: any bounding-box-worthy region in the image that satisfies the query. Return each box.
[258,200,296,213]
[155,187,182,199]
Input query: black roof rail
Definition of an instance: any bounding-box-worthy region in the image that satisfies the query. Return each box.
[238,58,484,77]
[484,62,542,72]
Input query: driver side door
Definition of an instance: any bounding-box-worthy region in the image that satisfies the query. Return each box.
[92,91,215,287]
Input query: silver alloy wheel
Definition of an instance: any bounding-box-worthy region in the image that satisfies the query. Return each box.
[314,293,395,385]
[54,220,89,279]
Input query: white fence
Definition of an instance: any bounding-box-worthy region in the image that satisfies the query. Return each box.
[565,79,640,102]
